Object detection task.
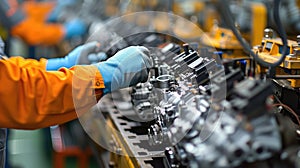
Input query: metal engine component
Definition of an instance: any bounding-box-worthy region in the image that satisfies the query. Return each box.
[129,42,299,168]
[164,79,283,168]
[131,82,154,120]
[131,44,223,146]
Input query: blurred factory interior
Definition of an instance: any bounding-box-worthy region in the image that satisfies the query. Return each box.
[1,0,300,168]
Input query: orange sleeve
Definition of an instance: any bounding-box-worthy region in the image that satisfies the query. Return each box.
[7,56,48,69]
[11,18,65,46]
[22,1,55,22]
[0,57,104,129]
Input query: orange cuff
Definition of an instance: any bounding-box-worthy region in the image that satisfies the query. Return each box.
[71,65,105,103]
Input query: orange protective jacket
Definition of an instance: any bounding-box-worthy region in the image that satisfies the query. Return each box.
[2,0,65,45]
[0,56,105,129]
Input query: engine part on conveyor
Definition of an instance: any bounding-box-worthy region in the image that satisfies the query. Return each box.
[131,44,225,145]
[92,37,300,168]
[131,83,155,120]
[164,79,287,168]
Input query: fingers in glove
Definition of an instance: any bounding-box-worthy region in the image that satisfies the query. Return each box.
[77,41,101,65]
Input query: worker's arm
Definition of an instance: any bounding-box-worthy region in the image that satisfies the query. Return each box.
[6,41,101,70]
[21,0,55,22]
[0,46,151,130]
[6,56,48,69]
[10,18,66,45]
[46,42,102,70]
[0,0,86,46]
[0,56,104,129]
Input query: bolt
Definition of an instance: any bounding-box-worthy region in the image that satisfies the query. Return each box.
[116,147,122,154]
[264,28,274,39]
[183,43,189,55]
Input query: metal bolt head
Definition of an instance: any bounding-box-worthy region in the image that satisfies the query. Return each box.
[116,147,122,154]
[235,23,240,31]
[264,28,274,39]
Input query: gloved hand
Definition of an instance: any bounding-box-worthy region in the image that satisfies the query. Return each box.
[47,0,78,22]
[64,19,87,39]
[96,46,153,94]
[87,52,108,64]
[46,41,102,71]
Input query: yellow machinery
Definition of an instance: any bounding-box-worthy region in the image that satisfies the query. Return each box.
[201,24,245,59]
[200,2,267,59]
[250,2,268,46]
[254,35,300,87]
[251,33,300,129]
[123,0,267,48]
[106,117,138,168]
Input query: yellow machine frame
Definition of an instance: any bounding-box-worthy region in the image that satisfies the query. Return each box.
[254,37,300,87]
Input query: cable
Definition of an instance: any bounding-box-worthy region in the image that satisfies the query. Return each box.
[168,0,174,13]
[216,0,288,69]
[272,103,300,126]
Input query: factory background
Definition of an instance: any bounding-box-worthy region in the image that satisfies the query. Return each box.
[0,0,300,168]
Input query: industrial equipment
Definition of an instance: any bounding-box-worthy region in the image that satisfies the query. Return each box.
[87,40,300,168]
[70,1,300,168]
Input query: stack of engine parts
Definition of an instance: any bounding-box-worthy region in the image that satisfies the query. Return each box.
[84,22,300,168]
[128,43,300,168]
[163,78,298,168]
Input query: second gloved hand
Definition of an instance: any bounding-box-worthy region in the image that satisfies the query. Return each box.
[64,19,87,39]
[96,46,153,94]
[46,41,100,71]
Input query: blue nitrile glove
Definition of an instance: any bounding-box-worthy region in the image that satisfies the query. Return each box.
[47,0,79,22]
[46,41,101,71]
[96,46,153,94]
[87,52,108,64]
[64,19,87,39]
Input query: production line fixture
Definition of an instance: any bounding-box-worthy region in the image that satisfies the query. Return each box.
[89,39,300,168]
[253,32,300,125]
